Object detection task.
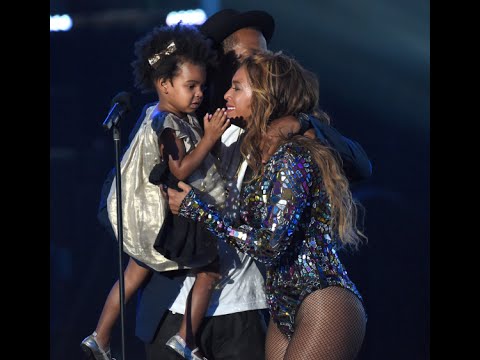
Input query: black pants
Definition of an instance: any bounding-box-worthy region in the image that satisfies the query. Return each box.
[145,309,267,360]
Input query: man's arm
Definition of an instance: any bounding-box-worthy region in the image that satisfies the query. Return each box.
[305,114,372,183]
[264,114,372,183]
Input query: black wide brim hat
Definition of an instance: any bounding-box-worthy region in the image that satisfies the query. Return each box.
[200,9,275,46]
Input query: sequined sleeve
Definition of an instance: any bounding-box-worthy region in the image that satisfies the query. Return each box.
[179,146,311,264]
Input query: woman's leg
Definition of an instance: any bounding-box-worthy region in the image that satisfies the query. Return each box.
[94,258,151,349]
[265,318,289,360]
[284,286,366,360]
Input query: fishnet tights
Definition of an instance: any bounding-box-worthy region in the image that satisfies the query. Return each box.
[265,286,366,360]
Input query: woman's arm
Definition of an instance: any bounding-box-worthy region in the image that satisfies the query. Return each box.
[169,146,311,264]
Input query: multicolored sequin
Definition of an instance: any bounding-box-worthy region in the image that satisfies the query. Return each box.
[179,142,363,339]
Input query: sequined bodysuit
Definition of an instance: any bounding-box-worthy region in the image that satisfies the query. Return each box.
[179,142,363,338]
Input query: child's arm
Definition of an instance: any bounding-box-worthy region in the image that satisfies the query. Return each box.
[160,109,229,181]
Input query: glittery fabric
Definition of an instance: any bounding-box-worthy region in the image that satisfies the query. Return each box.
[107,105,179,272]
[106,106,227,272]
[179,142,363,338]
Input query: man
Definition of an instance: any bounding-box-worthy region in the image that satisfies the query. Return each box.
[197,9,371,183]
[97,9,372,360]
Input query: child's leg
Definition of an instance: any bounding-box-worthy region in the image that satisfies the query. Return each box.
[94,258,150,349]
[178,270,219,349]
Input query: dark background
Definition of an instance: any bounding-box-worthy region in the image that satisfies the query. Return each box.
[50,0,430,359]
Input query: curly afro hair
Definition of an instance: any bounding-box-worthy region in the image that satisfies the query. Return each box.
[131,23,217,93]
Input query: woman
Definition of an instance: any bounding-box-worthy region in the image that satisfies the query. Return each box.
[167,51,367,359]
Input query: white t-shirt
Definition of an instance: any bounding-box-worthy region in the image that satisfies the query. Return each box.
[168,125,268,316]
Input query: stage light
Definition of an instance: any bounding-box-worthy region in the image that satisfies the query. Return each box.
[166,9,207,26]
[50,14,73,32]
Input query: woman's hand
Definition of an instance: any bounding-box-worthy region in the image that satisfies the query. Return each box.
[167,181,192,214]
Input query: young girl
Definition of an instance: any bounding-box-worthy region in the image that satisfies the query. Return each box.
[81,24,230,360]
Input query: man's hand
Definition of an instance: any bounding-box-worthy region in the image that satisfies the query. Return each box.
[260,115,300,164]
[261,116,319,163]
[167,181,192,214]
[304,128,316,139]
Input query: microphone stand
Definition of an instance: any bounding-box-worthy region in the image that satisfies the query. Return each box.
[112,124,127,360]
[102,91,131,360]
[104,119,127,360]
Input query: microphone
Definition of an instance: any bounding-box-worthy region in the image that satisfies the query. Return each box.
[102,91,132,130]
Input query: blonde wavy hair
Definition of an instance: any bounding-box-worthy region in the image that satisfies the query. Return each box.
[240,51,366,249]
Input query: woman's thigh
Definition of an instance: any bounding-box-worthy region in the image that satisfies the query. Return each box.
[285,286,366,360]
[265,318,289,360]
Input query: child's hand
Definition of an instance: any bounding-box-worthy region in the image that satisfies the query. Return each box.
[203,108,230,143]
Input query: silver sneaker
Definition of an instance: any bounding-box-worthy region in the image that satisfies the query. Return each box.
[80,332,113,360]
[165,334,208,360]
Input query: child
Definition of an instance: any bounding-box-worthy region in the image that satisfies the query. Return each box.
[81,23,230,360]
